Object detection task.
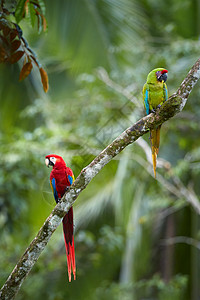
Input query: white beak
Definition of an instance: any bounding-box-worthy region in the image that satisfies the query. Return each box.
[45,158,49,167]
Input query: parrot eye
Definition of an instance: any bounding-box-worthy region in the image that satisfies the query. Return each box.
[156,71,161,79]
[156,71,167,83]
[48,157,56,166]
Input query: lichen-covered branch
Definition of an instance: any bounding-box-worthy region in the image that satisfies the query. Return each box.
[1,57,200,300]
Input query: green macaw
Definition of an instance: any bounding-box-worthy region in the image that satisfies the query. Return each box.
[143,68,168,177]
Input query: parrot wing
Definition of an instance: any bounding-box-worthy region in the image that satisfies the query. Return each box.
[50,177,59,203]
[143,83,150,115]
[164,82,168,101]
[67,174,75,185]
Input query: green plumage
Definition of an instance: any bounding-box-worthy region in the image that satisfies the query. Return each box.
[143,68,168,112]
[143,68,168,177]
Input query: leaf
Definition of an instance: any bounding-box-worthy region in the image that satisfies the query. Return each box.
[39,67,49,92]
[11,40,21,53]
[0,34,9,47]
[15,0,27,23]
[10,30,18,41]
[25,1,29,15]
[37,0,46,15]
[10,50,24,63]
[42,15,47,32]
[0,45,6,62]
[36,12,43,34]
[19,61,33,81]
[3,25,11,37]
[27,1,36,27]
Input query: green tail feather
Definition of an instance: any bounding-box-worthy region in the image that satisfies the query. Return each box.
[150,126,161,178]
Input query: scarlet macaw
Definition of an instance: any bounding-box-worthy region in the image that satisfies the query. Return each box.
[143,68,168,177]
[45,154,76,282]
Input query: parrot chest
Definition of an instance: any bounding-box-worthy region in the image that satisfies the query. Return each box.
[148,83,165,109]
[50,168,70,198]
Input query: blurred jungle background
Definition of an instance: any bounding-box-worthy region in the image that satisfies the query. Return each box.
[1,0,200,299]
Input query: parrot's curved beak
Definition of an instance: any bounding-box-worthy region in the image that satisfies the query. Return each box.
[45,158,50,167]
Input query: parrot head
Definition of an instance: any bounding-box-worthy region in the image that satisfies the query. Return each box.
[45,154,66,168]
[156,69,168,82]
[147,68,168,84]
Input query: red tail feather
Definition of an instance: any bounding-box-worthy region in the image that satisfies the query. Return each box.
[62,207,76,282]
[70,237,76,280]
[66,249,72,282]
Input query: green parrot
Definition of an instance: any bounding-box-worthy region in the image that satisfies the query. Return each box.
[143,68,168,177]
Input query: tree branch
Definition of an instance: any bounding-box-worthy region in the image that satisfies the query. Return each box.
[161,236,200,250]
[1,58,200,300]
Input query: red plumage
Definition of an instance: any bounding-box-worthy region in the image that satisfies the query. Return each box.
[161,69,168,74]
[45,154,76,282]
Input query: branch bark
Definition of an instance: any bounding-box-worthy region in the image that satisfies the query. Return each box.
[1,58,200,299]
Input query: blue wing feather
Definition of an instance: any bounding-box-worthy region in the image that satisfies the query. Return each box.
[68,175,74,185]
[164,84,168,101]
[51,178,58,202]
[144,88,150,115]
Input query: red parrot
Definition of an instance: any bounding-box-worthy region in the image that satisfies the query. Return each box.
[45,154,76,282]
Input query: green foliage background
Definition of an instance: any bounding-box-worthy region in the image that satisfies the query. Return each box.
[1,0,200,299]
